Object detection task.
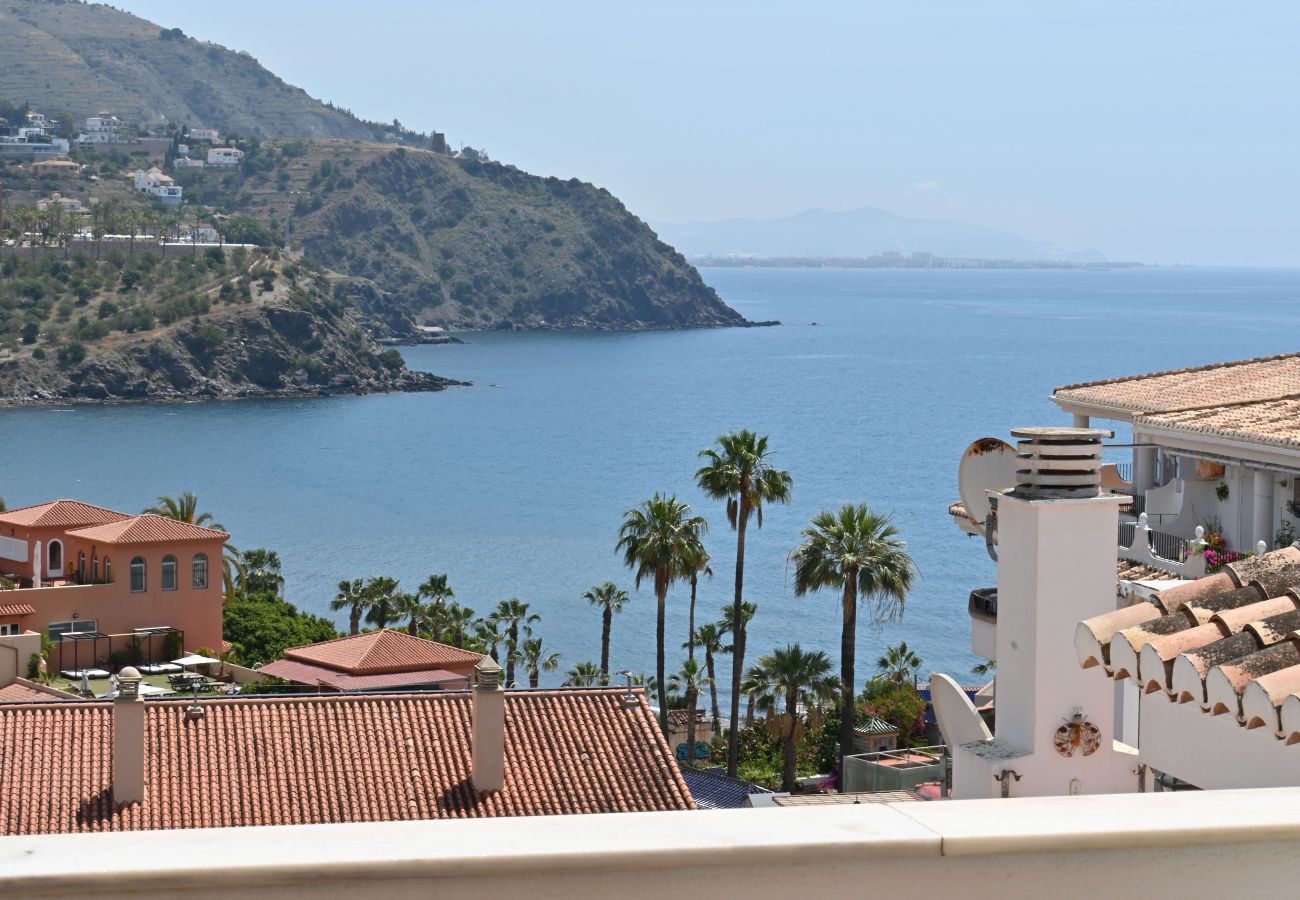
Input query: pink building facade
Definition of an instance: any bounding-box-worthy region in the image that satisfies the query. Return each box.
[0,501,227,657]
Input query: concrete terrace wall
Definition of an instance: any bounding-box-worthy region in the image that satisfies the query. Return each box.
[0,243,259,262]
[4,789,1300,899]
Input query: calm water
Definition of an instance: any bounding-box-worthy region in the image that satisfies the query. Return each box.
[5,267,1300,690]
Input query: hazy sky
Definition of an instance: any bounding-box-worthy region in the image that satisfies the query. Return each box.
[113,1,1299,265]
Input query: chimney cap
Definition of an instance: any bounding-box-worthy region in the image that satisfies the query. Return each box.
[117,667,142,699]
[474,657,503,688]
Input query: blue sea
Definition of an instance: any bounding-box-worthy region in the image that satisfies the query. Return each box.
[5,267,1299,691]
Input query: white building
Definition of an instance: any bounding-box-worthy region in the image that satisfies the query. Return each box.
[206,147,244,166]
[188,127,220,143]
[173,156,206,170]
[77,114,128,145]
[36,193,86,214]
[132,167,183,205]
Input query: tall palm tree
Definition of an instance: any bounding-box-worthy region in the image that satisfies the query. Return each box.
[876,641,923,686]
[564,660,602,687]
[490,598,539,687]
[331,578,369,635]
[790,503,917,766]
[760,644,836,791]
[740,662,773,728]
[475,618,504,662]
[681,544,712,662]
[521,637,561,688]
[616,493,708,733]
[583,581,629,683]
[688,623,727,732]
[363,576,403,630]
[237,548,284,596]
[696,430,793,776]
[392,591,430,636]
[144,492,241,597]
[446,602,477,649]
[417,574,454,640]
[669,657,711,768]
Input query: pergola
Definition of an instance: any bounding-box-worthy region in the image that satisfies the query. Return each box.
[131,625,184,665]
[56,630,109,677]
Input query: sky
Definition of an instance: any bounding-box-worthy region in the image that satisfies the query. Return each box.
[111,1,1300,265]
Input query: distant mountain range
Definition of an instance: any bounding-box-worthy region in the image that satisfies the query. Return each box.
[653,206,1106,263]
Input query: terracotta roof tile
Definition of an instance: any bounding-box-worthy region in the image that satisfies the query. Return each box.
[1078,545,1300,745]
[0,688,694,835]
[283,630,483,674]
[65,514,229,545]
[0,603,36,617]
[1116,561,1182,583]
[0,500,130,529]
[1054,352,1300,415]
[257,657,468,690]
[0,682,75,703]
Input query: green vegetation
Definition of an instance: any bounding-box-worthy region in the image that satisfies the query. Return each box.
[696,430,793,776]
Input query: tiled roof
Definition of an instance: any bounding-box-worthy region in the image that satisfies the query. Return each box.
[1136,397,1300,450]
[65,514,229,545]
[680,767,772,810]
[283,630,483,674]
[1054,352,1300,416]
[257,657,467,691]
[1076,546,1300,742]
[1117,561,1182,582]
[0,603,36,617]
[0,500,130,529]
[0,681,75,703]
[0,688,694,835]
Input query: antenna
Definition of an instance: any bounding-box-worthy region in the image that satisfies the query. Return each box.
[186,682,205,721]
[957,437,1018,530]
[617,670,637,706]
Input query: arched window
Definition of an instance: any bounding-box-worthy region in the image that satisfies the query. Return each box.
[48,540,62,573]
[104,557,111,583]
[192,553,209,590]
[91,554,100,581]
[161,555,177,591]
[77,551,86,580]
[129,557,146,593]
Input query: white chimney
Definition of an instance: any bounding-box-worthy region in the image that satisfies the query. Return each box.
[113,666,146,805]
[471,657,505,794]
[951,427,1149,798]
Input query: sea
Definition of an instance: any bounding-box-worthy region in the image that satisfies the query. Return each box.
[5,266,1300,691]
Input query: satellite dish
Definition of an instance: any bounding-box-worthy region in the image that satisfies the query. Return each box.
[957,437,1018,527]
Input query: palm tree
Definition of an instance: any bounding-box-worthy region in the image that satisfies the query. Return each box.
[564,660,602,687]
[331,578,369,635]
[417,574,454,640]
[144,492,241,597]
[616,493,708,733]
[740,663,772,728]
[688,623,727,731]
[521,637,561,688]
[681,544,712,662]
[363,577,403,629]
[790,503,917,766]
[760,645,836,791]
[475,617,504,663]
[696,430,793,776]
[669,657,711,768]
[237,548,284,596]
[446,602,477,649]
[877,641,923,686]
[583,581,629,683]
[392,591,430,636]
[490,598,539,687]
[971,658,996,678]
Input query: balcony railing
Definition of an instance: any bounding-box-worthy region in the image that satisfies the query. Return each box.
[1118,513,1206,579]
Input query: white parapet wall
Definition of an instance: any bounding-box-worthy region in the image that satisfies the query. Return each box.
[5,790,1300,899]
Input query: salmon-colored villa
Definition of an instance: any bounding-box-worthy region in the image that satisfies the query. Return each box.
[0,500,228,663]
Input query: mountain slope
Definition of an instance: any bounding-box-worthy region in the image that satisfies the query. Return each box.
[0,0,373,139]
[209,141,749,330]
[655,206,1101,262]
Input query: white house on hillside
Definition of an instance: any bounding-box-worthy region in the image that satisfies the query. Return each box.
[132,167,183,205]
[188,127,220,143]
[77,114,128,145]
[206,147,243,166]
